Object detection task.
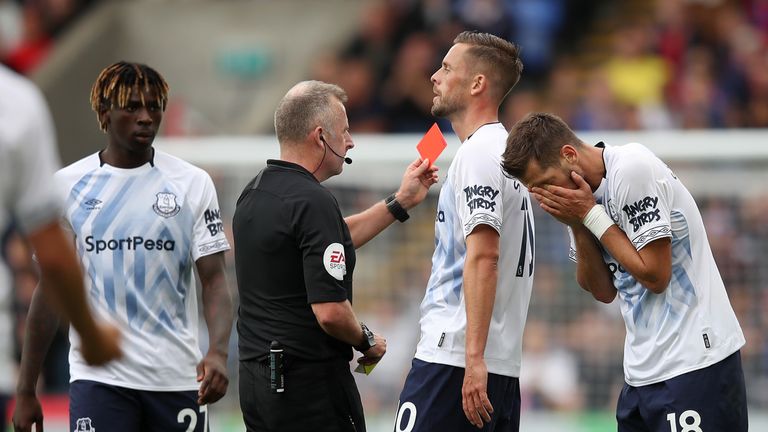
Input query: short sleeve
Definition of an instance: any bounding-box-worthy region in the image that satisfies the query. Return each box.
[191,173,231,261]
[293,193,350,304]
[612,156,673,251]
[452,148,504,238]
[10,88,61,234]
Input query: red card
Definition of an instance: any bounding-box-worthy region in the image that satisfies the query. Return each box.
[416,123,447,166]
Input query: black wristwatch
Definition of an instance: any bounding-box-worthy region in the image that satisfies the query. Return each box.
[354,323,376,352]
[385,193,410,222]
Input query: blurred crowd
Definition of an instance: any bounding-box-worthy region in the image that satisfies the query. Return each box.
[0,0,92,74]
[4,0,767,131]
[309,0,590,133]
[311,0,768,132]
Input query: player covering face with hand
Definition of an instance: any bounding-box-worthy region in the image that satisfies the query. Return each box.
[502,112,747,432]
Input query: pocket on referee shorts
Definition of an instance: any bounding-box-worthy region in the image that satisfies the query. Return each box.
[323,365,362,432]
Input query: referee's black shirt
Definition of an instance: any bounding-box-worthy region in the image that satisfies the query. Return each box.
[233,159,356,363]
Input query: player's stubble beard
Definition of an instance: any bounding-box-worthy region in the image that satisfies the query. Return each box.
[431,91,464,118]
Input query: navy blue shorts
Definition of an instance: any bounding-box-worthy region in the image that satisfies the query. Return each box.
[617,351,747,432]
[394,358,520,432]
[0,393,8,425]
[70,380,208,432]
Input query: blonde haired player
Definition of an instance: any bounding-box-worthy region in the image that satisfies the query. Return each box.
[14,62,233,432]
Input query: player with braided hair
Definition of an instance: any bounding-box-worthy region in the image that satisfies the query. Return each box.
[89,61,170,132]
[13,61,233,432]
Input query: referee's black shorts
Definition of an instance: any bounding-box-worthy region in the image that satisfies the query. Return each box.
[239,356,365,432]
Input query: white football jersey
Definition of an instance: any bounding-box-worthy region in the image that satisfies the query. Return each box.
[570,143,745,386]
[58,150,230,391]
[0,65,61,392]
[415,123,535,377]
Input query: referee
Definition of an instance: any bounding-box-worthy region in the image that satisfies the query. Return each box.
[233,80,438,432]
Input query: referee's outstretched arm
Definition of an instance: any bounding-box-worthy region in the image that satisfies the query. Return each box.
[345,158,438,249]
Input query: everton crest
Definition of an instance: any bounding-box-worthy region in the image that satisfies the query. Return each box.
[74,417,95,431]
[152,192,181,218]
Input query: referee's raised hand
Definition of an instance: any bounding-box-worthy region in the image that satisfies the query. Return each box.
[395,158,440,210]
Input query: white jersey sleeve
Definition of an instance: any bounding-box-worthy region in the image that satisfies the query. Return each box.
[0,66,60,394]
[452,145,505,237]
[0,66,61,234]
[611,151,673,250]
[190,173,230,261]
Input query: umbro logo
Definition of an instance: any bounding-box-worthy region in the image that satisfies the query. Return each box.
[83,198,102,210]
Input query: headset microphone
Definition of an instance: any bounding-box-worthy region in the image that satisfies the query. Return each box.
[321,136,352,165]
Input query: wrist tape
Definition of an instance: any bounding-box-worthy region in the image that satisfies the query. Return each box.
[582,204,614,239]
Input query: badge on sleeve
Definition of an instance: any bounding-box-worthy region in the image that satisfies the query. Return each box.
[323,243,347,280]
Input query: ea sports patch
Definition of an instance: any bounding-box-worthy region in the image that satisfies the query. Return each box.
[323,243,347,281]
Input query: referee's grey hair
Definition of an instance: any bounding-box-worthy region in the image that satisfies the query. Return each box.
[274,81,348,144]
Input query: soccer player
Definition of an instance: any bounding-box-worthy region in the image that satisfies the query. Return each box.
[1,62,121,428]
[501,112,747,432]
[13,62,233,432]
[394,31,533,431]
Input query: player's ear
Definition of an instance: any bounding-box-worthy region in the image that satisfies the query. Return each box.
[561,145,577,164]
[470,74,486,96]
